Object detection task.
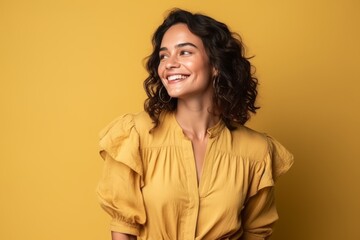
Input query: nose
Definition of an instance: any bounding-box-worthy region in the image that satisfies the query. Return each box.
[165,55,180,69]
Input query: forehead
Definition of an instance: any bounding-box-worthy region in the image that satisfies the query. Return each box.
[160,23,204,47]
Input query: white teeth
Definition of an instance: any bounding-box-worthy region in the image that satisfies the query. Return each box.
[167,75,188,81]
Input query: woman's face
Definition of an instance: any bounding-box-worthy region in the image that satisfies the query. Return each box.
[158,23,215,100]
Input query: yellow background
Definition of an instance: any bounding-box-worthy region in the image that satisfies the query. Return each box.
[1,0,359,239]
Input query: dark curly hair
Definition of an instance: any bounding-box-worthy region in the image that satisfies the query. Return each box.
[143,8,259,130]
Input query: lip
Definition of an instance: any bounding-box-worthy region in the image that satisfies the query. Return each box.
[165,73,190,82]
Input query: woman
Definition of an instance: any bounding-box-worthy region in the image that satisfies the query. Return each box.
[97,8,294,240]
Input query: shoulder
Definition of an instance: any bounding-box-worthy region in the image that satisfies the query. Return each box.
[99,111,153,140]
[229,124,294,179]
[98,112,148,175]
[229,124,270,159]
[98,112,153,155]
[132,111,154,133]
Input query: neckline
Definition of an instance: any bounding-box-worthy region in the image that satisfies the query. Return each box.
[167,111,225,139]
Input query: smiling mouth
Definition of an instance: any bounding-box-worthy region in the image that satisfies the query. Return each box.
[167,74,190,81]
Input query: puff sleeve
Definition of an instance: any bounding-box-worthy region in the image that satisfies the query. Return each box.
[240,136,294,240]
[96,114,146,236]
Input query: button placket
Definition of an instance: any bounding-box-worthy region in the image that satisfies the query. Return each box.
[182,138,200,239]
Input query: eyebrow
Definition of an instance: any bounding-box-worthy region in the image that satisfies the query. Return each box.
[159,42,198,52]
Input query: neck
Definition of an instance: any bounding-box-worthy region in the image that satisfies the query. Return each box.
[175,99,219,141]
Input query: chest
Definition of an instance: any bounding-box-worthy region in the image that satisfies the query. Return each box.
[140,140,250,218]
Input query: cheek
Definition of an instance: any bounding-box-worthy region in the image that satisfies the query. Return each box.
[189,57,211,73]
[196,62,212,78]
[181,61,198,73]
[157,65,166,85]
[157,63,165,77]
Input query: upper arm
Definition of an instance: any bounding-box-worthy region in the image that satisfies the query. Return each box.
[240,187,278,240]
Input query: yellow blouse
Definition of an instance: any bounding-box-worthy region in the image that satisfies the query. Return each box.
[97,111,294,240]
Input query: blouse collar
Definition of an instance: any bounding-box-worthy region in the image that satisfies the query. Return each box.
[165,111,226,139]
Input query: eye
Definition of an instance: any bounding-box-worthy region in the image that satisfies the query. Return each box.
[159,54,168,60]
[180,50,192,56]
